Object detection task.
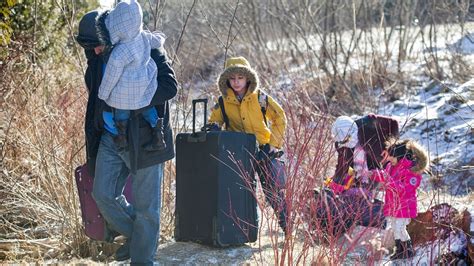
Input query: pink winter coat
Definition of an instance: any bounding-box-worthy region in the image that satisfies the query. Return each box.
[371,158,422,218]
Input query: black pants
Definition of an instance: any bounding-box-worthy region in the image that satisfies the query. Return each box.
[256,158,288,232]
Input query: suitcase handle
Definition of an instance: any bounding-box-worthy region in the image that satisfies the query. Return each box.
[192,99,208,134]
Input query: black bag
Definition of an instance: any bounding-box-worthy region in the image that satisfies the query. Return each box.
[175,99,259,247]
[307,188,385,242]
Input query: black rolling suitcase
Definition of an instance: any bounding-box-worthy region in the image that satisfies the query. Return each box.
[175,99,259,247]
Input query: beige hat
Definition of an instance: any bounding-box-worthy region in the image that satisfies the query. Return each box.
[217,56,259,96]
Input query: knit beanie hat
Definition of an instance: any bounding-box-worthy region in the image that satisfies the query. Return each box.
[331,116,359,148]
[217,56,259,96]
[76,10,101,49]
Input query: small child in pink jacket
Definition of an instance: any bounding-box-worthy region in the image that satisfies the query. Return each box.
[371,138,428,260]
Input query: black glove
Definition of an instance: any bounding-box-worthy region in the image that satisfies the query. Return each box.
[201,123,221,132]
[257,144,284,161]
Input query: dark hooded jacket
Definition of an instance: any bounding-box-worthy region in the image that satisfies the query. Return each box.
[77,11,178,174]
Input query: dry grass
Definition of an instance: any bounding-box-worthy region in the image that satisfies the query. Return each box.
[1,51,85,259]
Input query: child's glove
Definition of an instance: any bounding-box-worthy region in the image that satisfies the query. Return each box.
[201,123,221,132]
[257,144,284,161]
[268,145,278,155]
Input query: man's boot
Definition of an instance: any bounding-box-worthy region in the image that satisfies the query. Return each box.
[114,120,128,151]
[144,118,166,151]
[115,238,130,261]
[390,239,403,260]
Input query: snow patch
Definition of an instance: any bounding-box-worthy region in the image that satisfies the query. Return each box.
[449,32,474,54]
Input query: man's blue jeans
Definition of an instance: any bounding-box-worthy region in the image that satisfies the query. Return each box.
[93,132,163,264]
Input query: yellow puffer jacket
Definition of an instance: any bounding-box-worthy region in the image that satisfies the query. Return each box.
[209,88,287,148]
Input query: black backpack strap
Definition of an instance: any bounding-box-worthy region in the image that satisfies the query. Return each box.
[218,96,229,130]
[258,90,268,126]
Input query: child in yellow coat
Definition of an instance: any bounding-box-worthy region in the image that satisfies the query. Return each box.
[209,56,288,234]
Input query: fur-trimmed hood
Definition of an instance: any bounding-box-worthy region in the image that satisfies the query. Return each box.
[406,140,429,173]
[217,57,259,96]
[386,138,429,173]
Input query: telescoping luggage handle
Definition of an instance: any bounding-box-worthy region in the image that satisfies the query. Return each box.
[189,99,208,142]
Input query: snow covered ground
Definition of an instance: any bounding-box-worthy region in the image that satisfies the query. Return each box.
[372,32,474,265]
[268,22,474,77]
[375,31,473,197]
[383,78,473,195]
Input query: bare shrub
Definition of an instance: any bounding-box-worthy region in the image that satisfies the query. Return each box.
[1,50,88,259]
[161,0,472,115]
[449,54,473,83]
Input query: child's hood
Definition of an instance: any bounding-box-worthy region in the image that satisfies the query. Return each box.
[106,0,143,45]
[217,57,259,96]
[407,140,429,173]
